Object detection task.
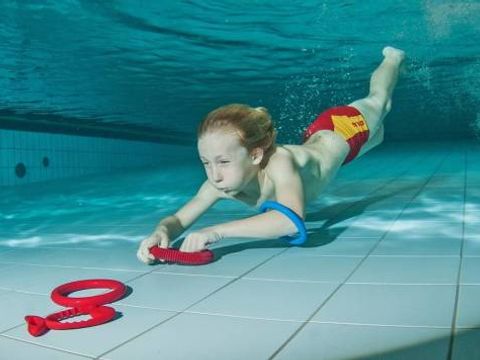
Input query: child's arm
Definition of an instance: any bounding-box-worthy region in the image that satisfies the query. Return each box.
[159,180,222,238]
[137,180,221,263]
[179,152,305,252]
[212,152,304,239]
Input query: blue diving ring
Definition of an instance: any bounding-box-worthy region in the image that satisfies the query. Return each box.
[259,200,307,245]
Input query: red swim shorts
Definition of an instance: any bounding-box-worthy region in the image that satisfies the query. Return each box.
[303,105,370,165]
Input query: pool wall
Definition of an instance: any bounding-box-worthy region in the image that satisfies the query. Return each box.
[0,129,193,187]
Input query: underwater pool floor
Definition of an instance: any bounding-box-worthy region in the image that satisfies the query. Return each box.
[0,141,479,360]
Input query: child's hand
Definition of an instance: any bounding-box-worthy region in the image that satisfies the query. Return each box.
[179,229,222,253]
[136,226,170,264]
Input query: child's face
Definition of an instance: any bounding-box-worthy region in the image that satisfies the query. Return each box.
[197,130,257,195]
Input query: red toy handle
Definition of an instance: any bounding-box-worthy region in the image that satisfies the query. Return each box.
[25,279,126,337]
[45,305,116,330]
[149,247,214,265]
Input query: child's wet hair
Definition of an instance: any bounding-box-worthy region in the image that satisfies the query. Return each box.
[197,104,277,168]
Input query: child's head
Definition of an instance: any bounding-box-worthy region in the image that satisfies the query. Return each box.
[197,103,277,194]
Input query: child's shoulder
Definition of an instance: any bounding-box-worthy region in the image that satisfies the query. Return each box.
[267,144,315,170]
[264,146,298,179]
[266,143,324,183]
[267,145,293,162]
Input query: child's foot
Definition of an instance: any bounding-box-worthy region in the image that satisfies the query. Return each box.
[382,46,405,64]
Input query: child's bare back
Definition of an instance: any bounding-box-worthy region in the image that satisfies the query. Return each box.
[220,131,349,208]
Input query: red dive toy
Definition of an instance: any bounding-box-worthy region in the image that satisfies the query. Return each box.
[25,279,126,337]
[149,247,214,265]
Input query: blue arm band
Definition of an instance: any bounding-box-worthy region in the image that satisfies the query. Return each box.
[258,200,307,245]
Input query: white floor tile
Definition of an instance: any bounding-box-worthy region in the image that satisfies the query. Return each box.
[245,254,362,282]
[452,328,480,360]
[405,201,465,212]
[0,247,59,264]
[461,257,480,284]
[100,312,299,360]
[0,336,92,360]
[397,210,464,222]
[456,285,480,328]
[119,272,234,311]
[286,237,378,256]
[0,264,141,294]
[312,284,456,327]
[348,256,459,284]
[276,323,450,360]
[0,291,54,333]
[464,221,480,240]
[19,246,149,272]
[187,278,338,321]
[372,237,462,256]
[388,221,463,238]
[464,236,480,258]
[5,305,177,358]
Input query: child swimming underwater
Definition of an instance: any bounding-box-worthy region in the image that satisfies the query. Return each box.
[137,46,405,264]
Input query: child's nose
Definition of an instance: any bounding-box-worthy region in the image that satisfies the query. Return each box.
[212,168,223,182]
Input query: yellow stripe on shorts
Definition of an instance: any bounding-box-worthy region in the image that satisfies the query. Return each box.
[331,115,368,140]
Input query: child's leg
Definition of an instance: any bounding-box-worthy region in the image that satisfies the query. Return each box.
[356,124,384,158]
[349,46,405,140]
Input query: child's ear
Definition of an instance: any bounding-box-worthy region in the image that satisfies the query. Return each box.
[250,147,264,165]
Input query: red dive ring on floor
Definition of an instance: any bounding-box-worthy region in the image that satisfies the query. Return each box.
[51,279,126,308]
[149,247,214,265]
[25,279,126,337]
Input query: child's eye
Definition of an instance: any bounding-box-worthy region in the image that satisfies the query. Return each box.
[220,160,230,164]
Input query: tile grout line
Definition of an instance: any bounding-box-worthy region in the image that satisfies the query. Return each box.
[177,311,460,329]
[0,261,149,273]
[269,151,451,359]
[0,333,95,359]
[94,248,292,360]
[307,321,453,329]
[446,142,468,360]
